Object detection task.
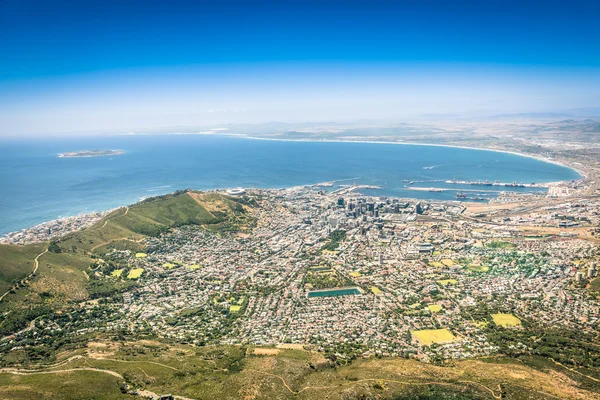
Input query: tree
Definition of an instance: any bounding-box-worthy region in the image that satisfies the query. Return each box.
[48,241,61,253]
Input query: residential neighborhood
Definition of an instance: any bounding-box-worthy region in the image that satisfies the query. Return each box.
[4,186,599,365]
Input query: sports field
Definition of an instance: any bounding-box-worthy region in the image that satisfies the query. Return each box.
[441,259,455,267]
[127,268,144,279]
[492,313,521,327]
[411,328,456,345]
[437,279,457,286]
[110,269,123,277]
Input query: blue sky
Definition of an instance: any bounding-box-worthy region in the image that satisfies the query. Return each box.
[1,0,600,135]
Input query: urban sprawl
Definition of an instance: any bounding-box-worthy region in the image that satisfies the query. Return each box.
[3,180,600,365]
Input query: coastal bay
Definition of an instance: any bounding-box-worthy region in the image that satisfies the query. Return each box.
[0,134,580,236]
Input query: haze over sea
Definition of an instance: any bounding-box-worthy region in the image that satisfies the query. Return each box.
[0,135,580,235]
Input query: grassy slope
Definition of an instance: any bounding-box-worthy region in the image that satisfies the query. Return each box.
[2,343,599,400]
[0,250,98,333]
[0,243,47,294]
[591,276,600,292]
[0,191,252,334]
[31,251,94,300]
[0,371,128,400]
[58,191,245,254]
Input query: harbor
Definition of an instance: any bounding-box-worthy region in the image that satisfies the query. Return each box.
[407,187,501,193]
[444,179,547,188]
[331,184,383,195]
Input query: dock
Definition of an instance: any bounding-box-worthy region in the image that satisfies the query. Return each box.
[444,179,547,188]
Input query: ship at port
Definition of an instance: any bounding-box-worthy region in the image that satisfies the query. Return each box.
[471,179,494,186]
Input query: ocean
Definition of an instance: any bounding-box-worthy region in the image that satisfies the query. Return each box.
[0,134,581,235]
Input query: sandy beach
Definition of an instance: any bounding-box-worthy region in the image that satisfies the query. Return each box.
[242,135,586,180]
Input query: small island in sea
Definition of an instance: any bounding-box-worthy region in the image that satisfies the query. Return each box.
[58,149,124,158]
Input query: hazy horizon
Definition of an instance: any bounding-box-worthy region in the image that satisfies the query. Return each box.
[2,0,600,137]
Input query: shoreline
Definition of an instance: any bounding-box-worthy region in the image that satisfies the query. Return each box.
[2,137,585,239]
[241,135,586,180]
[0,209,114,245]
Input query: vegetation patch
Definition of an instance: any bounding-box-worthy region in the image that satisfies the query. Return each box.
[487,240,516,249]
[321,230,346,252]
[590,276,600,293]
[468,264,490,272]
[304,267,352,290]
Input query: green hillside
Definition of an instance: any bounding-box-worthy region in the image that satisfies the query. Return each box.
[0,190,253,334]
[0,243,47,295]
[58,190,252,254]
[0,343,597,400]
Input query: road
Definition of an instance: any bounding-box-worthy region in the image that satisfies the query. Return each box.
[0,355,195,400]
[0,366,123,378]
[87,206,129,231]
